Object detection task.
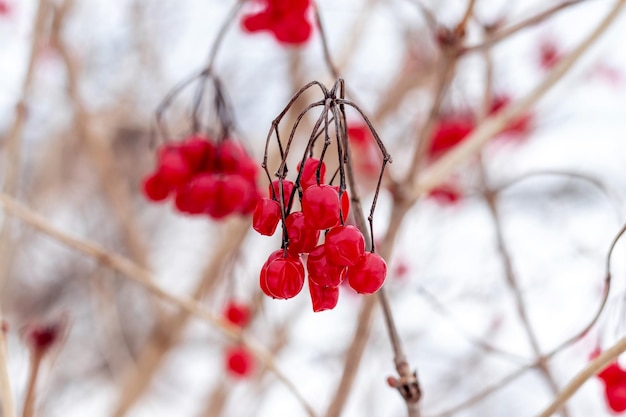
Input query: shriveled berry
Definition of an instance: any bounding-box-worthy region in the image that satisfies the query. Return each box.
[253,198,281,236]
[324,225,365,267]
[223,301,251,328]
[286,212,320,254]
[308,280,339,312]
[225,346,254,378]
[297,157,326,190]
[347,252,387,294]
[302,185,340,230]
[269,179,295,210]
[142,173,171,201]
[306,245,346,287]
[263,254,305,299]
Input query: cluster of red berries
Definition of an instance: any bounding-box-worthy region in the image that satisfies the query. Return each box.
[142,135,260,219]
[252,157,387,312]
[241,0,312,45]
[222,301,255,378]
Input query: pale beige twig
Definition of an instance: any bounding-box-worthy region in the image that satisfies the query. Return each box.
[0,193,317,417]
[22,351,43,417]
[110,219,249,417]
[0,325,15,417]
[415,0,626,197]
[463,0,590,54]
[536,337,626,417]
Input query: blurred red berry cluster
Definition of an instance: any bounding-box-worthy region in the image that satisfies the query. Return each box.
[222,301,255,378]
[253,157,387,312]
[241,0,312,45]
[142,135,261,220]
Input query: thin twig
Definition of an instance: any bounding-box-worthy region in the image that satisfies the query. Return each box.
[0,193,318,417]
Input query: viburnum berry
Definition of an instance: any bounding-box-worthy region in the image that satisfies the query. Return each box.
[347,251,387,294]
[205,174,255,218]
[427,183,462,205]
[302,185,341,230]
[595,357,626,412]
[261,251,305,299]
[180,134,215,173]
[142,173,172,202]
[175,173,219,215]
[225,345,255,378]
[324,225,365,267]
[216,141,258,181]
[298,157,326,190]
[223,301,251,328]
[241,0,312,45]
[308,280,339,312]
[253,198,282,236]
[331,186,350,220]
[306,244,346,287]
[428,116,474,159]
[538,37,561,70]
[285,211,320,254]
[269,179,295,210]
[259,250,283,297]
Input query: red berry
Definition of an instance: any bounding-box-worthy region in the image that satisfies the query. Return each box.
[306,245,346,287]
[606,385,626,412]
[180,135,215,173]
[175,173,218,215]
[286,211,320,254]
[259,250,284,297]
[324,225,365,267]
[157,145,193,187]
[428,117,474,159]
[225,346,254,378]
[142,173,171,201]
[240,187,263,216]
[215,141,258,181]
[308,280,339,312]
[253,198,282,236]
[269,179,295,210]
[427,183,462,205]
[297,157,326,190]
[223,301,251,328]
[347,252,387,294]
[302,185,340,230]
[263,253,305,299]
[206,174,254,219]
[331,186,350,220]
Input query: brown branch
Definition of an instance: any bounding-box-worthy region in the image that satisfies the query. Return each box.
[49,1,150,271]
[0,192,317,417]
[482,181,570,417]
